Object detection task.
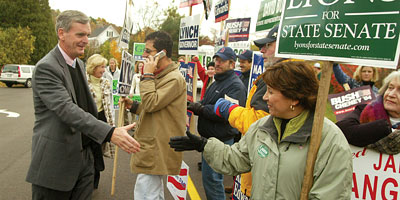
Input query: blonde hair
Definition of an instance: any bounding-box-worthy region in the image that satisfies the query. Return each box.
[86,54,107,75]
[109,58,118,68]
[353,66,379,82]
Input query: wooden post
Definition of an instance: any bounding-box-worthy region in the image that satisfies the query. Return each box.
[111,101,125,195]
[300,61,333,200]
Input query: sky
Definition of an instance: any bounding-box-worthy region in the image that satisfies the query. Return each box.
[48,0,267,40]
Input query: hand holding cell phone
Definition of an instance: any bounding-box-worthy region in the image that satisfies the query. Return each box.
[143,50,165,73]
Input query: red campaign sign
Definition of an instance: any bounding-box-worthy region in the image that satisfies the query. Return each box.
[351,146,400,200]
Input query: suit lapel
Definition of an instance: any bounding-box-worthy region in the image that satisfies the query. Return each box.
[54,47,77,103]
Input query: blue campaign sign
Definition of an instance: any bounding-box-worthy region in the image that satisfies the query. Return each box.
[179,61,188,78]
[186,62,195,102]
[248,53,264,95]
[215,0,229,22]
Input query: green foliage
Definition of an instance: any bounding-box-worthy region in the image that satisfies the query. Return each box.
[0,0,57,65]
[158,6,184,60]
[99,40,112,60]
[0,27,35,66]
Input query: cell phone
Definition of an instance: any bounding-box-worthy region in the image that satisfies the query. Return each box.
[154,51,166,60]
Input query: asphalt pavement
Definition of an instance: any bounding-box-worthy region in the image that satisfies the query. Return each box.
[0,85,233,200]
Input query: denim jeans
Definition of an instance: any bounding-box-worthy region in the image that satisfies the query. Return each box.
[202,138,234,200]
[134,174,164,200]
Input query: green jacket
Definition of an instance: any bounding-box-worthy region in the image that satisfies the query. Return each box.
[203,111,352,200]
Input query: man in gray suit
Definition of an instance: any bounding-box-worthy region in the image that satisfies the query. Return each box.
[26,10,140,200]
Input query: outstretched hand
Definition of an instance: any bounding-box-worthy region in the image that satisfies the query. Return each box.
[111,123,140,154]
[169,131,207,152]
[214,98,239,120]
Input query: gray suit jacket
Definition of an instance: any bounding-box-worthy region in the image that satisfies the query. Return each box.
[26,46,112,191]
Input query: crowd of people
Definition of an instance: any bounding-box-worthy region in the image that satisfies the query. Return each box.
[26,9,400,200]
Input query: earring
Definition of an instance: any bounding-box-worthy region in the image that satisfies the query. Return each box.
[290,105,295,111]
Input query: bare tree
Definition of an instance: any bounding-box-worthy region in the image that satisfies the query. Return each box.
[132,0,163,34]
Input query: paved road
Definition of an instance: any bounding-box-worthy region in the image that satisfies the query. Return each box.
[0,86,233,200]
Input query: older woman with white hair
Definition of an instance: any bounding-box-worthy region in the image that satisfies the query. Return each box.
[337,70,400,154]
[86,54,115,188]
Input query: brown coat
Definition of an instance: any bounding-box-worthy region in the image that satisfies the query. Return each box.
[130,63,187,175]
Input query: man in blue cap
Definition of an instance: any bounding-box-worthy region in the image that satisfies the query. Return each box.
[238,50,253,91]
[187,46,247,200]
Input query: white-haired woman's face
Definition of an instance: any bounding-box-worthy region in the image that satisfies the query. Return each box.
[361,66,374,82]
[384,77,400,118]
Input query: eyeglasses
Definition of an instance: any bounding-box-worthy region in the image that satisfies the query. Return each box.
[144,48,157,53]
[261,43,271,50]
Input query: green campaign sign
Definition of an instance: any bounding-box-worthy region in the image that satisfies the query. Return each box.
[256,0,284,32]
[276,0,400,69]
[133,43,145,60]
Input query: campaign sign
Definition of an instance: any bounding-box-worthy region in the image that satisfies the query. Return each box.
[199,54,213,68]
[248,53,264,95]
[186,62,195,102]
[179,61,188,78]
[351,145,400,200]
[113,95,120,110]
[118,0,134,49]
[112,79,118,94]
[256,0,283,32]
[167,161,189,200]
[118,50,134,96]
[133,43,145,61]
[186,111,192,131]
[225,18,251,42]
[179,14,200,55]
[215,0,229,23]
[179,0,202,8]
[328,86,375,122]
[276,0,400,69]
[232,175,250,200]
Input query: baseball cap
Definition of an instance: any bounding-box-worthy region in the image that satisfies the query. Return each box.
[237,50,253,61]
[254,25,279,49]
[213,47,237,61]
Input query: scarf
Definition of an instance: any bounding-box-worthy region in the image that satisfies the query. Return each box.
[359,95,390,125]
[360,95,400,154]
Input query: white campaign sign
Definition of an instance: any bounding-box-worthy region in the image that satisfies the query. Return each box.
[167,161,189,200]
[179,14,200,55]
[351,145,400,200]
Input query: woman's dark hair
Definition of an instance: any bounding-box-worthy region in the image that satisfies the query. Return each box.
[207,62,215,69]
[262,61,319,110]
[145,31,173,58]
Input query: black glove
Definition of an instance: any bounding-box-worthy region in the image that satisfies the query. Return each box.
[187,101,204,116]
[169,131,208,152]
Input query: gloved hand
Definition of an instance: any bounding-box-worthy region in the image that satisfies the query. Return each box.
[214,98,239,120]
[169,131,208,152]
[187,101,204,116]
